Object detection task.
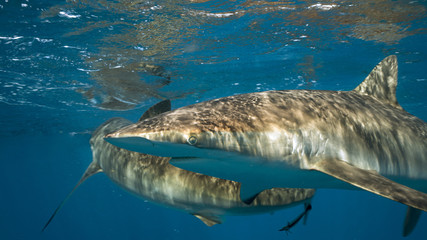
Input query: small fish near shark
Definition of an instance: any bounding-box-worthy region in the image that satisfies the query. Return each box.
[43,100,315,232]
[105,55,427,236]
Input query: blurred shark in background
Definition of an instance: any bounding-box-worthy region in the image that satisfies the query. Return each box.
[43,100,315,232]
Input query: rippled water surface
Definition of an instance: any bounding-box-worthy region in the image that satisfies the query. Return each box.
[1,1,426,239]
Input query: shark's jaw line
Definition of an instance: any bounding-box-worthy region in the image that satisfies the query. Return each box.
[105,134,354,190]
[105,136,210,158]
[105,135,266,162]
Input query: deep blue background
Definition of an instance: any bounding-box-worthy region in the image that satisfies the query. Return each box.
[1,1,426,239]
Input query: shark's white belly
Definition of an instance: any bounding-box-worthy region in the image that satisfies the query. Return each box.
[171,127,427,192]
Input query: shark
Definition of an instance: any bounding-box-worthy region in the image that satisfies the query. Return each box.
[105,56,427,235]
[43,100,315,231]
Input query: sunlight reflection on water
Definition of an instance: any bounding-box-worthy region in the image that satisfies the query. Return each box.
[34,0,426,110]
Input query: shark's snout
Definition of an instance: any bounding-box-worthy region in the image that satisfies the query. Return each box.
[104,132,120,138]
[104,136,155,153]
[105,133,206,158]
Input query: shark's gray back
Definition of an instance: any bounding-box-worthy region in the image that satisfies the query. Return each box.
[101,56,427,217]
[164,89,426,179]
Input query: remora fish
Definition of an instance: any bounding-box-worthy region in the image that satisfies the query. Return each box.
[105,56,427,234]
[43,100,315,231]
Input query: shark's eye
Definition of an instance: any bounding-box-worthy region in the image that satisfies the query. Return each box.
[187,135,198,145]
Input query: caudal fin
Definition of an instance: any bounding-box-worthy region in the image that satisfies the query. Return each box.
[279,203,312,232]
[42,162,102,232]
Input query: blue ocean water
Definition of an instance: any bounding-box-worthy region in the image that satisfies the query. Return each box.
[1,0,426,239]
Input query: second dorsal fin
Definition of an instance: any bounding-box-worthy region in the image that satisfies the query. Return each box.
[139,100,171,121]
[353,55,402,110]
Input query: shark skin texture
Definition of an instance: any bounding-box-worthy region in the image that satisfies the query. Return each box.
[42,100,314,232]
[105,56,427,235]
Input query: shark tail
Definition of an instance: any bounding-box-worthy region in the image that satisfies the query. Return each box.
[42,162,102,232]
[279,202,312,232]
[302,202,311,225]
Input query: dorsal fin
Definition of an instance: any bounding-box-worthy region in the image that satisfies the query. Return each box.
[42,162,102,232]
[239,183,265,205]
[139,100,171,121]
[353,55,402,110]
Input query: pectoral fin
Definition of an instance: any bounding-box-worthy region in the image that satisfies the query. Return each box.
[402,207,422,237]
[192,214,222,227]
[311,158,427,212]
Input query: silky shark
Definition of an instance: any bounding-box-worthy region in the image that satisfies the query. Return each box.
[43,100,315,231]
[105,56,427,235]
